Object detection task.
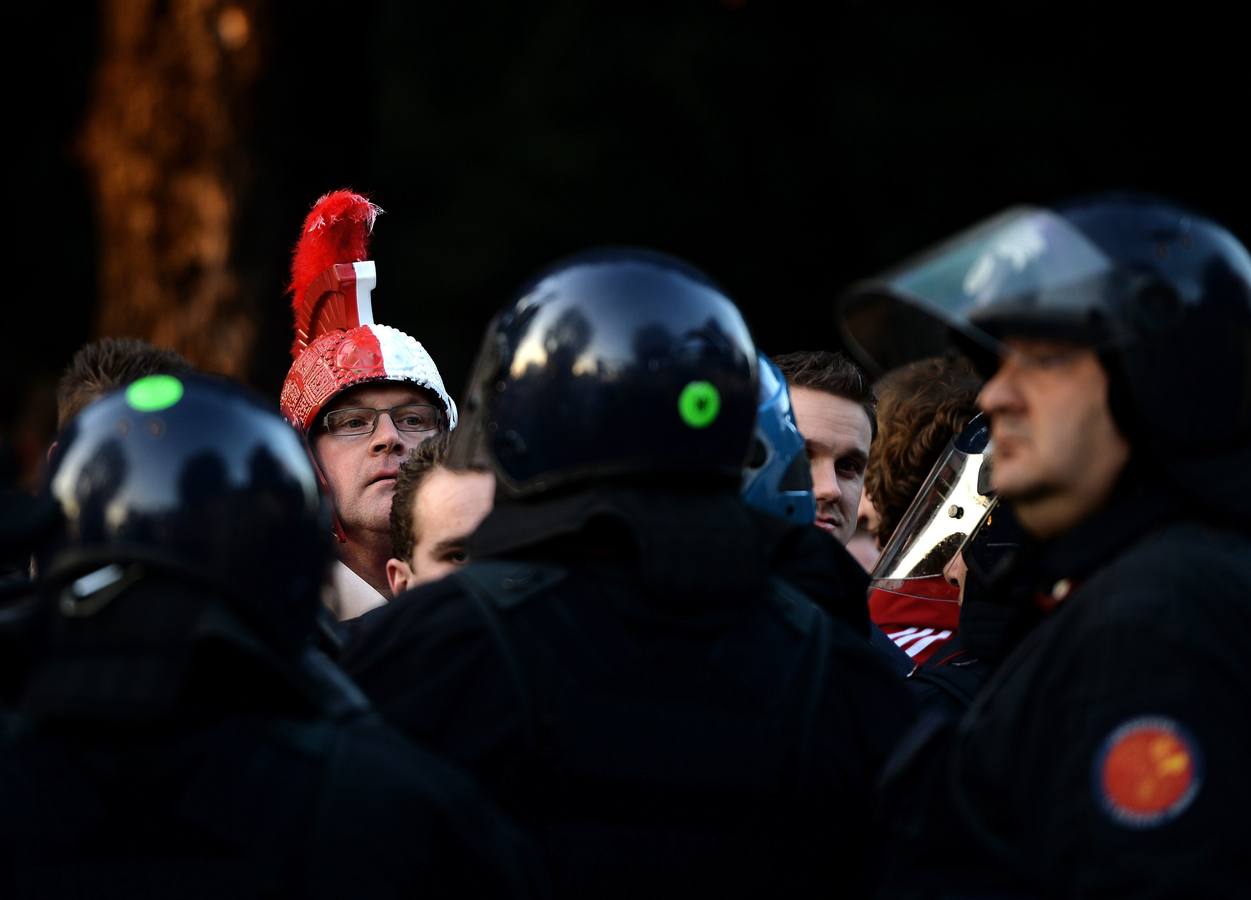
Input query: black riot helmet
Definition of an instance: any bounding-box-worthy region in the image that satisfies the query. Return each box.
[40,373,333,651]
[450,248,759,497]
[837,194,1251,463]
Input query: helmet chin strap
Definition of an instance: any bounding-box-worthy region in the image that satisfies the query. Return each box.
[1097,348,1139,448]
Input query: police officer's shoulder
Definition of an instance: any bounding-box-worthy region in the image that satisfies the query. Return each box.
[1077,519,1251,627]
[995,531,1249,892]
[782,577,919,761]
[764,572,916,714]
[454,559,568,610]
[348,559,564,640]
[755,512,872,634]
[306,716,545,897]
[340,559,571,713]
[344,571,489,660]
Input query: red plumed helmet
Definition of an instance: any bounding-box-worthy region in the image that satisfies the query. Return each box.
[288,190,382,358]
[279,190,457,434]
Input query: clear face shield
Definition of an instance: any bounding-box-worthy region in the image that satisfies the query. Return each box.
[869,416,995,601]
[838,207,1129,377]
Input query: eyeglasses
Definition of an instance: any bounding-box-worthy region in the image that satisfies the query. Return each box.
[321,404,445,437]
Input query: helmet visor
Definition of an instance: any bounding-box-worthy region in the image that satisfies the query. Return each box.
[838,207,1124,376]
[870,419,993,593]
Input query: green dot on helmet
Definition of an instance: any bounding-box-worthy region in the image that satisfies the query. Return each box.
[678,381,721,429]
[126,375,185,412]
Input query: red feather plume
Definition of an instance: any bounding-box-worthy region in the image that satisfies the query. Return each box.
[287,190,383,357]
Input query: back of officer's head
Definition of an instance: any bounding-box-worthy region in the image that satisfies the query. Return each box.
[41,373,332,652]
[451,248,760,499]
[57,337,193,429]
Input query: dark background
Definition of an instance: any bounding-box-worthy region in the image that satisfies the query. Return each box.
[12,1,1247,483]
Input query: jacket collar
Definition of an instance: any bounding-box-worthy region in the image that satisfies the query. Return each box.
[468,484,776,602]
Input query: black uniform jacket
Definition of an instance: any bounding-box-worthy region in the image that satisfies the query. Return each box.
[344,484,915,899]
[0,578,544,900]
[877,471,1251,899]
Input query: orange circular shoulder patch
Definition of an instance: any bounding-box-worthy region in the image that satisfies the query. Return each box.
[1095,716,1202,828]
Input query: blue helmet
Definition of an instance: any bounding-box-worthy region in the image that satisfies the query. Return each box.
[741,354,816,524]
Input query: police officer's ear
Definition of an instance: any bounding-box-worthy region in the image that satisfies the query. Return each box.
[386,557,415,597]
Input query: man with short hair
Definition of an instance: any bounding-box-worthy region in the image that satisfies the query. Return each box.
[386,432,494,594]
[772,350,874,546]
[310,381,449,603]
[278,191,456,618]
[56,336,192,427]
[839,195,1251,896]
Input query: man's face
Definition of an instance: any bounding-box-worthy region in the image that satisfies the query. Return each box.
[977,339,1130,538]
[387,467,495,593]
[312,383,443,538]
[789,386,872,545]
